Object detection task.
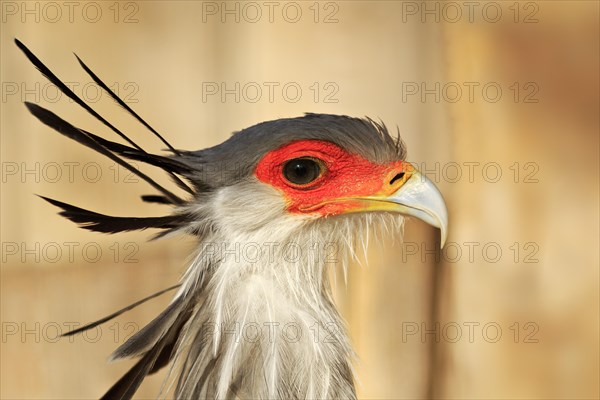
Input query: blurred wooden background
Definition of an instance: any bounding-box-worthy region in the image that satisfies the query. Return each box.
[1,1,598,399]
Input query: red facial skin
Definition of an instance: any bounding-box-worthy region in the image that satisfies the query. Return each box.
[254,140,409,216]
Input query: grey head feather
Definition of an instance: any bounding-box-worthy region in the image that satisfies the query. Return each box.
[177,113,407,190]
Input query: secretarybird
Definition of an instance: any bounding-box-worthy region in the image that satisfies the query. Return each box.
[15,39,448,399]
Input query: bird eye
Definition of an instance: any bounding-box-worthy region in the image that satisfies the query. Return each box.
[282,158,323,186]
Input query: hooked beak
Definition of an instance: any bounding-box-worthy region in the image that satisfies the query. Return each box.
[362,164,448,248]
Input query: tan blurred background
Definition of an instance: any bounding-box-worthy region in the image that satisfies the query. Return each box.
[1,1,598,399]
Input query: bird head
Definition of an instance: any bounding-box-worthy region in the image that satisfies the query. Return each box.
[180,114,447,250]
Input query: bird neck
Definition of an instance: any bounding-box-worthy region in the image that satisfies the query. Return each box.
[173,221,357,399]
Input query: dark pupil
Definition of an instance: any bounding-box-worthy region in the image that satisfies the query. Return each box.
[283,158,321,185]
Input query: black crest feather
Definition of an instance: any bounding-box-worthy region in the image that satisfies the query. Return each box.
[38,196,187,234]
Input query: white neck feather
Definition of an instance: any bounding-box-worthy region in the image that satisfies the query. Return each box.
[166,182,404,399]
